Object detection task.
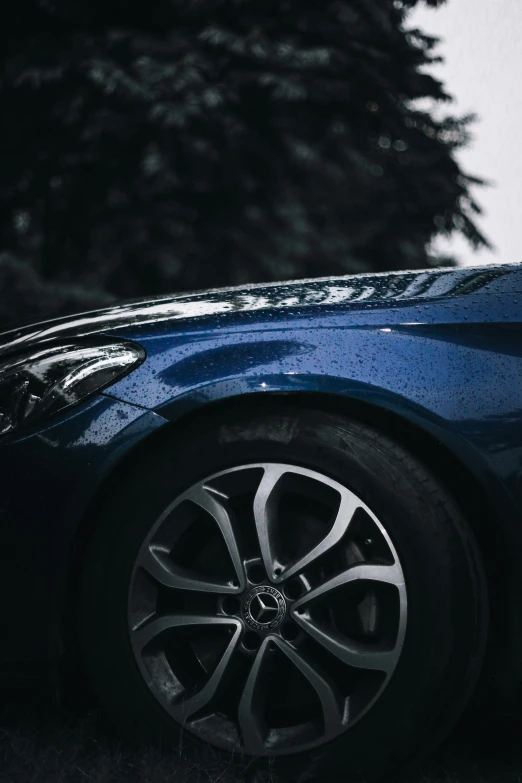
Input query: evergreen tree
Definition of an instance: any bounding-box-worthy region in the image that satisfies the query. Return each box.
[0,0,488,325]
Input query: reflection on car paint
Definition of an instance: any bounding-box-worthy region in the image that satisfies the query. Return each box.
[0,262,520,356]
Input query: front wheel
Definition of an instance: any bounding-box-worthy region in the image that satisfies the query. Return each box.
[80,407,487,781]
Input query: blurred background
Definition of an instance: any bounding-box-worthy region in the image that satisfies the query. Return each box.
[1,0,516,330]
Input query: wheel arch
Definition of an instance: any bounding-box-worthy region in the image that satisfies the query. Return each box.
[60,389,513,704]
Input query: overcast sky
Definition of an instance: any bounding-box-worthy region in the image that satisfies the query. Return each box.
[410,0,522,267]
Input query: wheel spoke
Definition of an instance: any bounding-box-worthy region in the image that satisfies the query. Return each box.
[186,483,247,590]
[253,465,362,582]
[280,488,361,580]
[180,623,243,720]
[238,637,272,754]
[132,614,240,653]
[292,562,405,608]
[137,545,242,594]
[253,465,287,581]
[291,616,399,673]
[271,637,344,738]
[138,482,246,594]
[291,563,405,673]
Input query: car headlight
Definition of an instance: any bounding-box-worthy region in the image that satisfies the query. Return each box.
[0,339,145,436]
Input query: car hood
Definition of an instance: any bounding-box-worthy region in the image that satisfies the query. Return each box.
[0,262,520,357]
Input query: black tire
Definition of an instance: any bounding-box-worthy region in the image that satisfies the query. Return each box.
[79,406,488,782]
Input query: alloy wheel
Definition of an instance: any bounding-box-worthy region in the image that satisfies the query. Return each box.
[128,463,407,755]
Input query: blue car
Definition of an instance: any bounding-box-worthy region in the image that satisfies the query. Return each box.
[1,262,521,781]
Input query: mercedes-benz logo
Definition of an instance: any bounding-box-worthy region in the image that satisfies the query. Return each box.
[243,585,286,631]
[250,593,279,624]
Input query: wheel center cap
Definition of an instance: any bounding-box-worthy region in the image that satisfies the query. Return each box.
[243,585,286,631]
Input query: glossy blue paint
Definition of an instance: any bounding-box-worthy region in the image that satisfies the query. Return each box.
[102,286,522,530]
[0,263,521,682]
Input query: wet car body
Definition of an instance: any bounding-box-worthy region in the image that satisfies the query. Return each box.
[0,262,521,709]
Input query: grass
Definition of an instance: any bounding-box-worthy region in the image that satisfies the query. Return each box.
[1,693,522,783]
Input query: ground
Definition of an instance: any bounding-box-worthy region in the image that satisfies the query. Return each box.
[1,693,520,783]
